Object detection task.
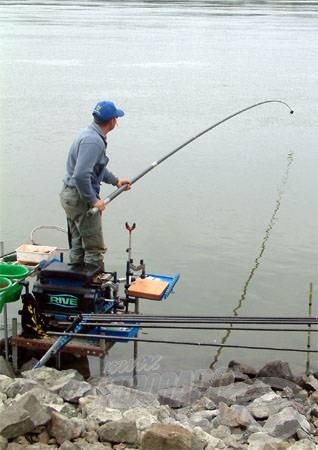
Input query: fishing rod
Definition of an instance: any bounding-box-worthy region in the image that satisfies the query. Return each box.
[69,322,318,333]
[88,99,294,215]
[81,314,318,325]
[47,330,318,353]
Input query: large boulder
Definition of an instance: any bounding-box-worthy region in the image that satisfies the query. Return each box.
[0,405,34,439]
[4,378,39,398]
[57,379,91,403]
[206,379,272,405]
[123,407,159,431]
[22,367,82,389]
[97,419,138,445]
[140,423,204,450]
[13,392,51,427]
[218,402,257,428]
[228,360,257,378]
[79,384,159,412]
[263,406,311,439]
[48,411,85,445]
[248,392,292,420]
[257,361,294,380]
[158,385,201,408]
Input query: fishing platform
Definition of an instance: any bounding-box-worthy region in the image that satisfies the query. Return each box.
[0,221,317,378]
[0,226,179,376]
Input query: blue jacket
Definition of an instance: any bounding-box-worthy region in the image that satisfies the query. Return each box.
[63,122,118,205]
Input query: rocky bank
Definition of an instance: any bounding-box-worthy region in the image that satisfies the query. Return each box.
[0,357,318,449]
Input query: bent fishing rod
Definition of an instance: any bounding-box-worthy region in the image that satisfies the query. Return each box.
[88,99,293,216]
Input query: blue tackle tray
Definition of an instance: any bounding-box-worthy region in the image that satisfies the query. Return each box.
[145,273,180,300]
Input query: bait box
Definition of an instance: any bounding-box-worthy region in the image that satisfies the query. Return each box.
[16,244,57,265]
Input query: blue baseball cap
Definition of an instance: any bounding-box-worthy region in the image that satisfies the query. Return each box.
[92,101,125,122]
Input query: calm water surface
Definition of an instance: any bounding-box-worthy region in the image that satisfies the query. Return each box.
[0,0,318,378]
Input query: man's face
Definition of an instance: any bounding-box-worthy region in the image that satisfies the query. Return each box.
[110,117,118,130]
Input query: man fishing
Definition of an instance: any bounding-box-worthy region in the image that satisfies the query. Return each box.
[60,100,131,270]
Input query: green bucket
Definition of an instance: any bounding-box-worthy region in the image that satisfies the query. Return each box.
[0,276,23,313]
[0,263,29,280]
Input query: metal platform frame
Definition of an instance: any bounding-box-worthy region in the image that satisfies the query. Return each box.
[10,318,114,376]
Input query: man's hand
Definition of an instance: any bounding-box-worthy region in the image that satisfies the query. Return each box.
[116,179,132,190]
[94,199,106,212]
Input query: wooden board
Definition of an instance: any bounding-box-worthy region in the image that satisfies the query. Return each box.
[12,335,113,357]
[127,277,169,300]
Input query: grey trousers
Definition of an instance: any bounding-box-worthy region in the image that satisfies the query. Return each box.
[60,186,107,268]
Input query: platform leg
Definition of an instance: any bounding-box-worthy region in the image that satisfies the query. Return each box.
[133,299,139,387]
[11,318,18,372]
[0,242,10,362]
[56,352,61,370]
[99,338,105,376]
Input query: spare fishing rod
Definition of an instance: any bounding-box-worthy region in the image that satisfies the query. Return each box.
[81,314,318,325]
[88,99,294,215]
[66,322,318,333]
[47,330,318,353]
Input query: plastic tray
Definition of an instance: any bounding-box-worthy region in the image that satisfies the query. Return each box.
[16,244,56,264]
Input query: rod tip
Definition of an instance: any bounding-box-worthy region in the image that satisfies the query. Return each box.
[290,110,294,114]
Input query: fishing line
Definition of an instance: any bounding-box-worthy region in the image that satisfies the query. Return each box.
[210,150,295,368]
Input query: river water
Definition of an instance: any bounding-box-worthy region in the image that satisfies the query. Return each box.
[0,0,318,378]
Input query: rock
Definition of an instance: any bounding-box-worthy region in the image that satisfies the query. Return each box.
[24,387,64,407]
[13,392,51,427]
[123,407,158,431]
[0,375,15,393]
[258,360,294,380]
[37,430,50,444]
[248,431,291,449]
[47,402,78,418]
[59,442,80,450]
[289,440,317,450]
[97,420,138,445]
[82,430,98,443]
[140,423,204,450]
[48,412,85,444]
[218,402,256,428]
[192,426,224,449]
[210,424,236,445]
[228,360,257,378]
[73,441,111,450]
[210,369,235,387]
[206,379,272,405]
[58,379,91,403]
[4,378,39,398]
[80,384,159,411]
[309,391,318,403]
[248,392,292,420]
[0,405,34,439]
[158,385,201,408]
[191,396,216,411]
[0,356,15,378]
[22,367,82,389]
[86,406,122,424]
[263,406,311,439]
[25,445,58,450]
[0,435,8,450]
[303,374,318,392]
